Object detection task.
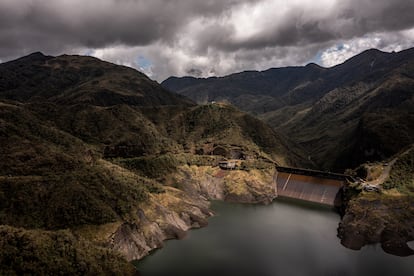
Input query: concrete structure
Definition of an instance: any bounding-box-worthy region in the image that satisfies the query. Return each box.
[274,167,347,206]
[275,166,350,181]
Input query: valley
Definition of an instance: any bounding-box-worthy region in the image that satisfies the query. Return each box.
[0,49,413,275]
[164,48,414,171]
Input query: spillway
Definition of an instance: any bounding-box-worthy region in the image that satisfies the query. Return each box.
[274,170,345,206]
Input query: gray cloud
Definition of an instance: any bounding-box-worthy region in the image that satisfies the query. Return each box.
[341,0,414,32]
[0,0,258,57]
[0,0,413,81]
[201,0,414,52]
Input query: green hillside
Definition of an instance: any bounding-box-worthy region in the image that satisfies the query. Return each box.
[164,48,414,171]
[0,53,303,274]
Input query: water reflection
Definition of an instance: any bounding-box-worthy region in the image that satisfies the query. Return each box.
[136,200,414,276]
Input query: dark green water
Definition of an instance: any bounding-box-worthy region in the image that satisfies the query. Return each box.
[135,199,414,276]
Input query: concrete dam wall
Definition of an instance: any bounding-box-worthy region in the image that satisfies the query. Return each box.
[274,170,345,206]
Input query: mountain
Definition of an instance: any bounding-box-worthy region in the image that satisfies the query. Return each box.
[163,48,414,171]
[0,52,192,106]
[0,53,305,274]
[0,52,304,163]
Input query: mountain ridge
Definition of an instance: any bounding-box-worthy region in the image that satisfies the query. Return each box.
[0,52,193,107]
[163,47,414,170]
[0,52,309,274]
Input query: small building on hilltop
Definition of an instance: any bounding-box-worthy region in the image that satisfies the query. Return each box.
[219,160,241,170]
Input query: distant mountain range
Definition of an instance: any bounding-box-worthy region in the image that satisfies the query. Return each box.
[163,48,414,170]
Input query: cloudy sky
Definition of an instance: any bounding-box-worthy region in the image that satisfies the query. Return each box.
[1,0,414,81]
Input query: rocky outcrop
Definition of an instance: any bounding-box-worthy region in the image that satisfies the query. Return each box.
[109,187,212,261]
[106,165,276,261]
[172,165,276,204]
[338,192,414,257]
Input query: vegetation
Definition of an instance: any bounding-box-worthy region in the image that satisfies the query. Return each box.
[383,148,414,194]
[339,148,414,256]
[0,52,192,107]
[0,103,153,230]
[339,189,414,256]
[2,48,412,270]
[118,153,221,179]
[0,226,136,275]
[0,164,152,230]
[164,48,414,171]
[0,52,303,273]
[350,162,384,181]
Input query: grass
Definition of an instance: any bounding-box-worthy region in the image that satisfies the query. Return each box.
[0,225,136,275]
[117,153,221,179]
[0,163,150,229]
[383,148,414,194]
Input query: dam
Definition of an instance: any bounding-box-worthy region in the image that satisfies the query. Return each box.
[274,167,348,206]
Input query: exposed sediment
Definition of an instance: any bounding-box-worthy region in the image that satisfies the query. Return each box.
[172,165,276,204]
[107,187,211,261]
[105,165,276,261]
[84,164,413,262]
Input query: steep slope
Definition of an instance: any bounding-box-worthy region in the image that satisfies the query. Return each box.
[0,225,136,275]
[163,48,414,171]
[0,52,301,163]
[338,146,414,256]
[162,103,307,166]
[271,54,414,170]
[0,52,192,106]
[0,53,303,274]
[0,100,161,273]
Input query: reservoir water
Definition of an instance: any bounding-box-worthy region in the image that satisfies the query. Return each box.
[135,199,414,276]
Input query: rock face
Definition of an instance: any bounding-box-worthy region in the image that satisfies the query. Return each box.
[173,165,276,203]
[337,191,414,257]
[89,165,277,262]
[108,166,276,261]
[108,187,211,261]
[338,148,414,257]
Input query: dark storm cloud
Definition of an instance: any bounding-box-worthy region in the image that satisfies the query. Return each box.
[342,0,414,32]
[199,0,414,52]
[0,0,259,58]
[0,0,413,80]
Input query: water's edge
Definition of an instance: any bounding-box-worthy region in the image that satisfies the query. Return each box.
[135,199,414,276]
